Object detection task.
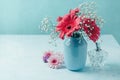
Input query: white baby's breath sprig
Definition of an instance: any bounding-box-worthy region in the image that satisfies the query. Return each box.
[78,1,97,18]
[39,17,59,47]
[39,17,54,32]
[78,1,104,28]
[48,28,59,47]
[95,16,105,28]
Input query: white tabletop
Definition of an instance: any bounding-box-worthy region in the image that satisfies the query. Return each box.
[0,35,120,80]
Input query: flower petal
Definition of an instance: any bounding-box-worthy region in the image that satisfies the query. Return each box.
[57,16,63,22]
[59,31,65,39]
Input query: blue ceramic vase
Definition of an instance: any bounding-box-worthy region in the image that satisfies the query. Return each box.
[64,34,87,71]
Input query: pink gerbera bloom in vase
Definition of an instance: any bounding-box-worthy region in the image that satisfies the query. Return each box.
[82,18,100,42]
[56,8,82,39]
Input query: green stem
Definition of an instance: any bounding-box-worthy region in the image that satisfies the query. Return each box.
[72,32,81,38]
[95,42,101,51]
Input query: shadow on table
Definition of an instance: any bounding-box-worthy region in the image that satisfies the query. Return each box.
[61,63,120,77]
[77,63,120,77]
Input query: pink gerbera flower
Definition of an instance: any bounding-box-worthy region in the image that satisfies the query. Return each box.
[43,51,53,63]
[48,53,64,69]
[56,8,81,39]
[82,18,100,42]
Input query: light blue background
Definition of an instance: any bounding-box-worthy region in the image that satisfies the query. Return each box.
[0,0,120,44]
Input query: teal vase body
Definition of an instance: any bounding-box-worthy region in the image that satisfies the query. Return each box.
[64,36,87,71]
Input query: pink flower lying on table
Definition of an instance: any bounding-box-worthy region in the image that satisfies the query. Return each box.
[43,51,53,63]
[48,53,64,69]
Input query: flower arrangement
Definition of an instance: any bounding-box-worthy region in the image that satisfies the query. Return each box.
[40,2,105,69]
[56,8,100,42]
[40,2,104,46]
